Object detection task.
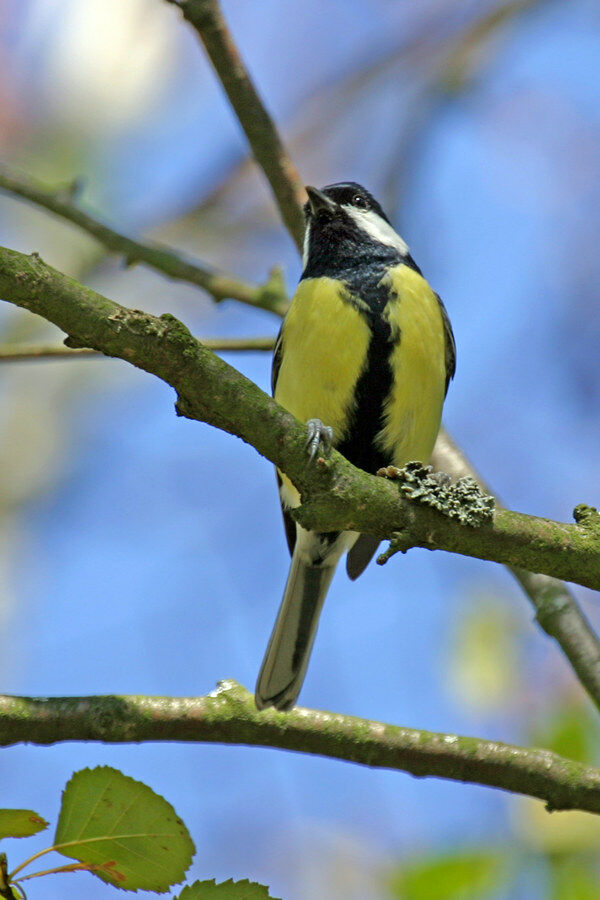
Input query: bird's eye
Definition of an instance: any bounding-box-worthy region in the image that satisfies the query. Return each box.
[352,194,368,209]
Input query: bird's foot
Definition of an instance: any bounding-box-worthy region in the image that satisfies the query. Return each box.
[305,418,334,462]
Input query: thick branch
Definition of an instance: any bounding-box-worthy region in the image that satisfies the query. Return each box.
[1,244,600,591]
[0,167,288,317]
[0,680,599,814]
[0,337,275,362]
[432,430,600,712]
[172,0,306,250]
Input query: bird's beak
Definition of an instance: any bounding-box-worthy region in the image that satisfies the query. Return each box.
[305,185,336,216]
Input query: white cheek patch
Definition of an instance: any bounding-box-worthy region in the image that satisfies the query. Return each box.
[344,206,409,256]
[302,220,311,268]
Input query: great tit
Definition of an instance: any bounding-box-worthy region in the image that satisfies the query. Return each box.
[255,182,455,711]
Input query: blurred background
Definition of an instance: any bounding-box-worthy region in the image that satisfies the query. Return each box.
[1,0,600,897]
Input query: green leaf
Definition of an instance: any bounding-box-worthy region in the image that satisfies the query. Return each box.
[54,766,195,892]
[176,880,281,899]
[387,850,505,900]
[0,810,49,839]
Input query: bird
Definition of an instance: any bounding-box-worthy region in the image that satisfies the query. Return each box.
[255,181,455,711]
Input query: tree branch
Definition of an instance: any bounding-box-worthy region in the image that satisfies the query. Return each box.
[0,337,276,362]
[170,0,306,250]
[1,244,599,591]
[0,167,288,317]
[0,680,599,814]
[432,430,600,712]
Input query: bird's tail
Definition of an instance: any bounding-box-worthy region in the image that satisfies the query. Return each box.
[255,550,336,711]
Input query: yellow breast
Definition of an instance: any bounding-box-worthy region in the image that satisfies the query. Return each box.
[274,277,371,440]
[378,264,447,466]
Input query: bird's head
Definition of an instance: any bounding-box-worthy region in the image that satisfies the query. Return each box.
[302,182,409,272]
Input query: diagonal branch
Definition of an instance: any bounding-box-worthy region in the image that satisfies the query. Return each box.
[0,167,288,317]
[1,680,600,815]
[170,0,306,250]
[1,244,600,591]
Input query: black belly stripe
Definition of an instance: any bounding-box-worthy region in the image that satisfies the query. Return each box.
[337,311,395,474]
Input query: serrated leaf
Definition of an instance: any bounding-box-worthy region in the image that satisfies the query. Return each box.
[176,879,281,899]
[0,810,49,839]
[54,766,194,892]
[388,850,504,900]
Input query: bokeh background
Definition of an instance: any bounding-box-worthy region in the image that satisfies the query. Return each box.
[1,1,600,897]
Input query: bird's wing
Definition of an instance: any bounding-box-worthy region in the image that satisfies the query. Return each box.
[436,293,456,394]
[272,327,297,555]
[276,472,297,556]
[271,324,284,394]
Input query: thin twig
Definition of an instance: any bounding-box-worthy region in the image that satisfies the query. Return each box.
[431,429,600,712]
[173,0,306,250]
[0,337,276,362]
[0,167,288,317]
[0,680,599,814]
[0,346,98,361]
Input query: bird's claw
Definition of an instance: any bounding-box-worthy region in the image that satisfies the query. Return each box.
[305,418,334,462]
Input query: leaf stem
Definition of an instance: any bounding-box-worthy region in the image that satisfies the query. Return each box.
[13,861,92,883]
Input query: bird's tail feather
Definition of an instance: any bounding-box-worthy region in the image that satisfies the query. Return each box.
[255,551,336,711]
